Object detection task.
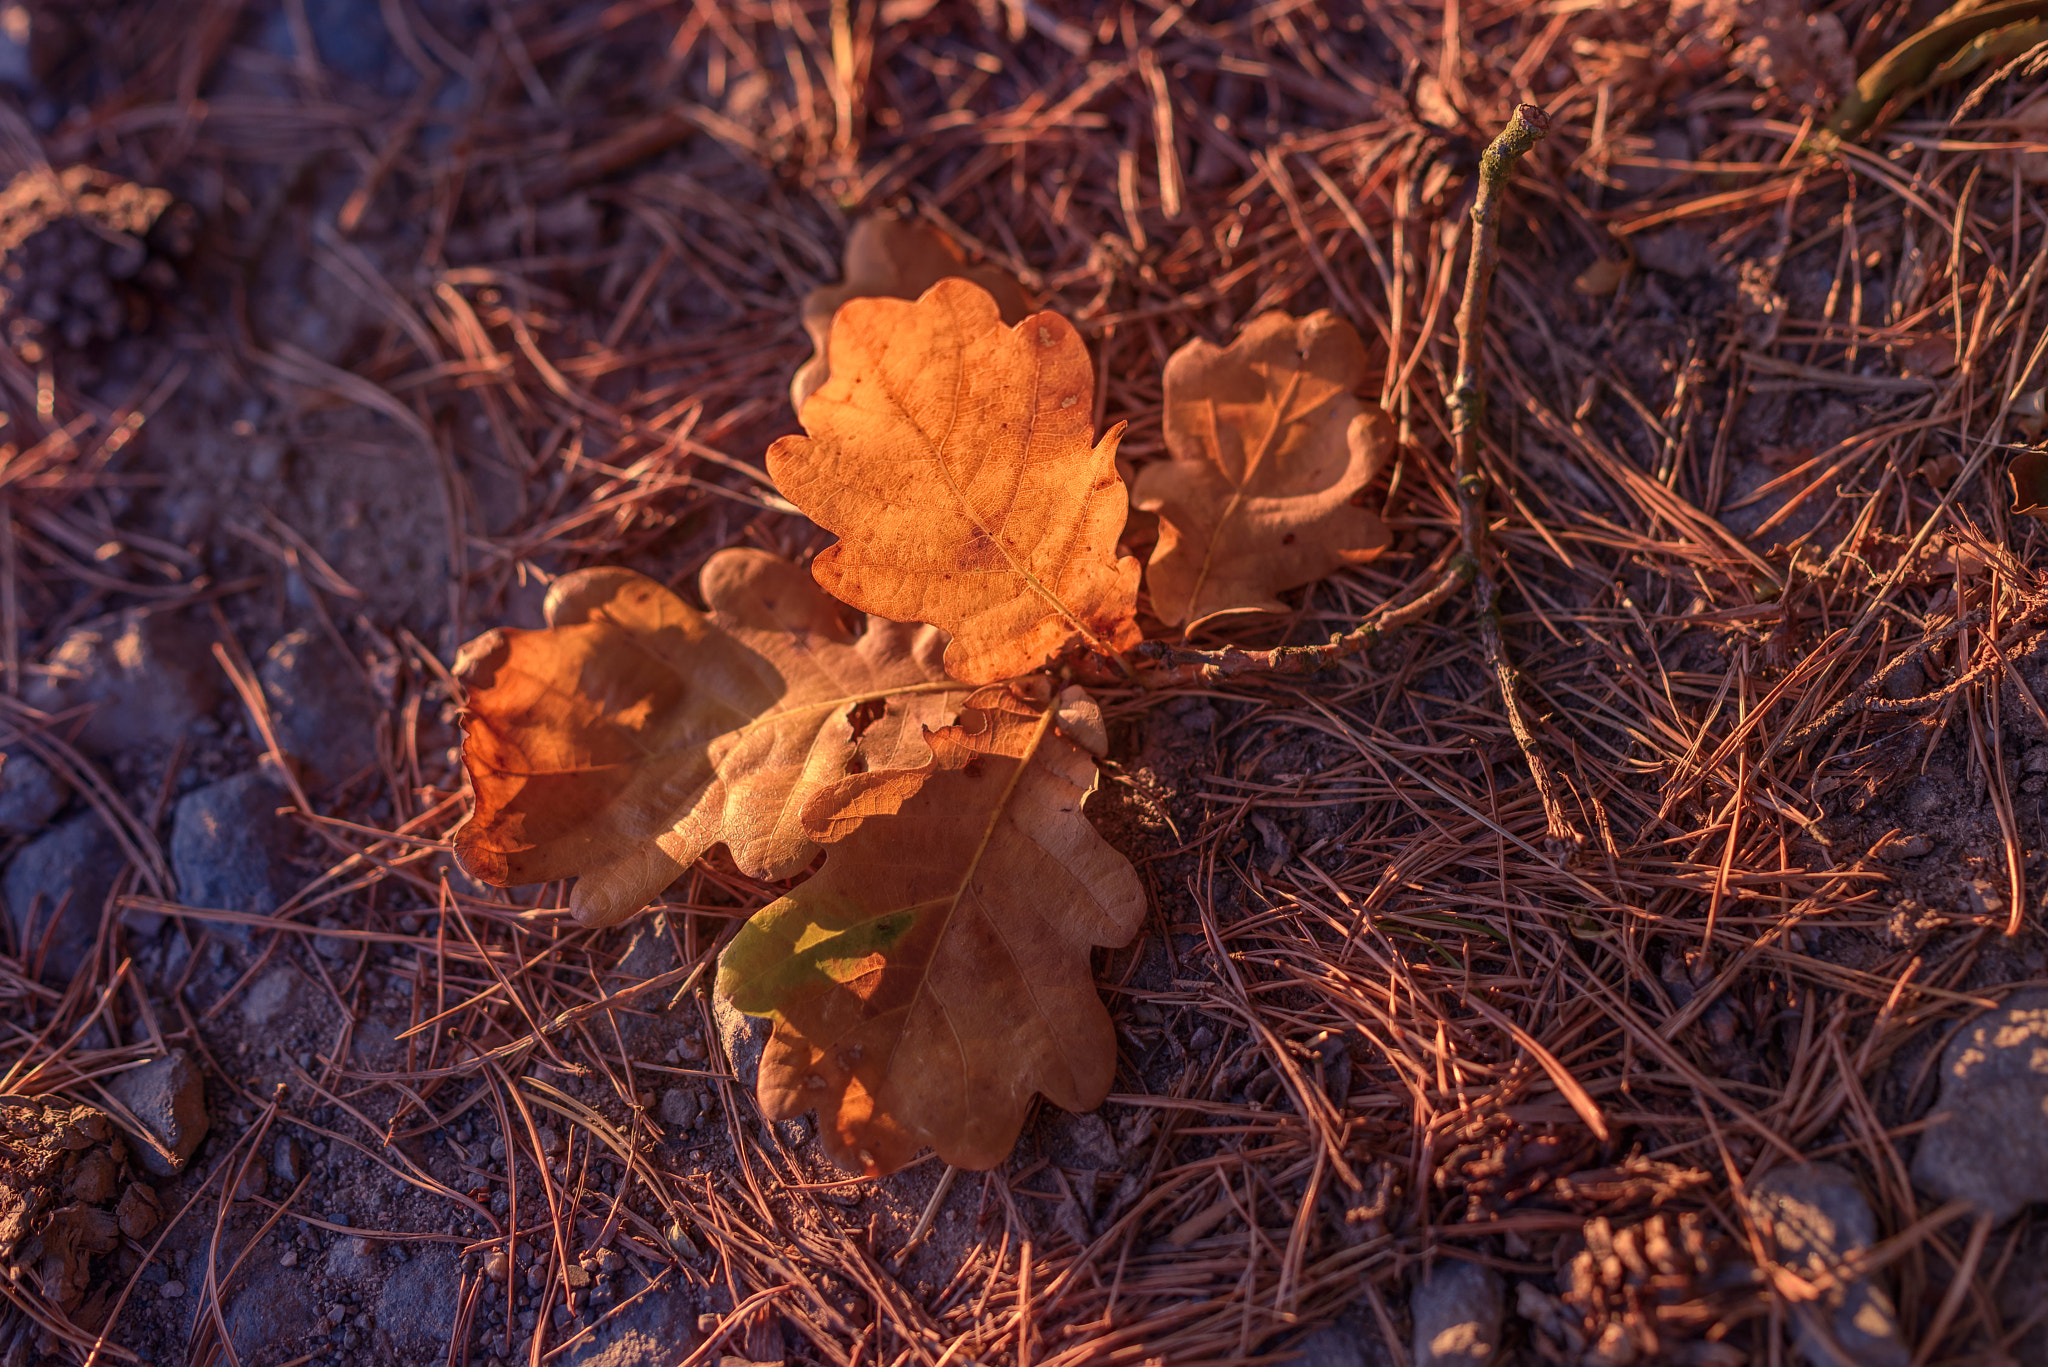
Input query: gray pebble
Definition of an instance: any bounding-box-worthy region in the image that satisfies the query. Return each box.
[225,1266,314,1360]
[0,748,68,835]
[106,1050,210,1177]
[1410,1262,1503,1367]
[558,1277,701,1367]
[2,812,124,979]
[1911,989,2048,1225]
[24,609,224,754]
[170,770,300,942]
[1749,1163,1908,1367]
[273,1134,307,1185]
[659,1089,699,1129]
[260,628,382,786]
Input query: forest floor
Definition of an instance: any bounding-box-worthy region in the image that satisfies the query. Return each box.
[2,2,2046,1366]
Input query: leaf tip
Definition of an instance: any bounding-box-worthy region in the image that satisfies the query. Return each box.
[2011,449,2048,518]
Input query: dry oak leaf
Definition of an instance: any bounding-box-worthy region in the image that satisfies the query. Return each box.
[790,213,1032,415]
[716,683,1144,1175]
[1133,310,1393,632]
[2012,449,2048,519]
[453,549,961,927]
[768,277,1142,685]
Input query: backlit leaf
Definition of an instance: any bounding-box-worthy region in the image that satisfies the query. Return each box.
[717,684,1145,1175]
[768,278,1143,684]
[454,549,961,927]
[790,213,1031,415]
[1133,310,1393,633]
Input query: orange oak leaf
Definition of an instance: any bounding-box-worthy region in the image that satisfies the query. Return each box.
[716,684,1145,1175]
[768,277,1143,684]
[790,213,1032,415]
[453,549,961,927]
[1133,310,1394,633]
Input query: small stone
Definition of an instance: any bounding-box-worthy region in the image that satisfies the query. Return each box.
[241,967,300,1028]
[561,1278,701,1367]
[280,1249,298,1267]
[1748,1163,1908,1367]
[273,1134,307,1185]
[608,915,681,1055]
[564,1263,592,1289]
[376,1254,460,1360]
[226,1265,316,1361]
[1910,989,2048,1225]
[1289,1314,1385,1367]
[314,916,350,961]
[712,952,806,1146]
[65,1148,119,1204]
[160,1280,186,1299]
[260,629,382,786]
[1410,1262,1504,1367]
[115,1183,161,1240]
[324,1235,375,1279]
[105,1050,210,1177]
[3,812,125,978]
[1059,1111,1119,1167]
[1632,226,1712,279]
[659,1090,699,1129]
[484,1250,510,1283]
[0,748,68,835]
[24,609,224,754]
[170,771,300,942]
[1188,1026,1216,1052]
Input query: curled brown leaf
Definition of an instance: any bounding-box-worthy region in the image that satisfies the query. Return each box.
[453,549,960,927]
[1134,310,1393,633]
[716,683,1144,1175]
[2011,449,2048,518]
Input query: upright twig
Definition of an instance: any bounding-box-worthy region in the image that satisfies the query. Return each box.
[1136,105,1583,852]
[1452,106,1583,855]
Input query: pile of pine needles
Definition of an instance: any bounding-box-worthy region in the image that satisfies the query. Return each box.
[4,2,2047,1364]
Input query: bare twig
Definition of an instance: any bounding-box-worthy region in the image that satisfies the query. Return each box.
[1452,112,1581,854]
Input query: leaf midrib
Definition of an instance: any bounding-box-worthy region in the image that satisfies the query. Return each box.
[869,306,1117,661]
[814,705,1060,1125]
[1183,363,1308,624]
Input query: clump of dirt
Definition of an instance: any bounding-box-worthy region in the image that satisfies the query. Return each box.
[0,164,192,368]
[0,1095,162,1350]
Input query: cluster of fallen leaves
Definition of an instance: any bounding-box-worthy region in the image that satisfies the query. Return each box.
[453,215,1394,1174]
